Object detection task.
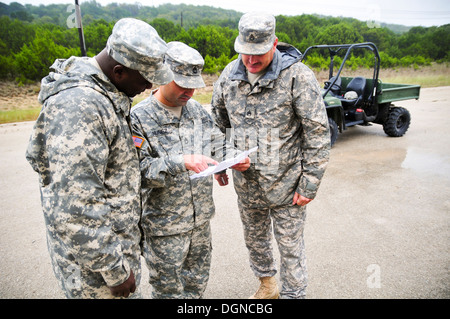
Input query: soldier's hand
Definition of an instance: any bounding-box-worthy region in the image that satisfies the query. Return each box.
[214,172,229,186]
[292,192,313,206]
[109,269,136,298]
[231,157,250,172]
[184,154,218,173]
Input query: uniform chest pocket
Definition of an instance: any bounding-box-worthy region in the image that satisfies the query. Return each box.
[249,91,293,121]
[149,125,182,154]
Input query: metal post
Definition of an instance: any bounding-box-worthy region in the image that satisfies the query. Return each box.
[75,0,87,56]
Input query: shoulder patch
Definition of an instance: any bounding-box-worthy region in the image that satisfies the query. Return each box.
[132,135,144,148]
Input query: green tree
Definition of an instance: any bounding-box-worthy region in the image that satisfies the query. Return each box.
[275,31,292,45]
[360,26,396,52]
[428,24,449,60]
[151,18,183,42]
[0,16,35,54]
[0,50,15,78]
[203,53,236,74]
[187,25,230,58]
[83,19,113,55]
[14,28,79,81]
[315,22,364,45]
[0,1,449,82]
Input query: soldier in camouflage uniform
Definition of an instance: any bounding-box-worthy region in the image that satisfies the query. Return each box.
[211,12,331,299]
[25,18,173,299]
[130,42,249,299]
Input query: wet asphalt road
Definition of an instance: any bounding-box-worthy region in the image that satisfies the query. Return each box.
[0,86,449,299]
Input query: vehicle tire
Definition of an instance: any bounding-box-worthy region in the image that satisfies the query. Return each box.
[383,107,411,137]
[328,118,338,146]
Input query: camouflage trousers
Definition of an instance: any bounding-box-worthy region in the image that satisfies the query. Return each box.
[47,230,142,299]
[143,221,212,299]
[238,199,307,299]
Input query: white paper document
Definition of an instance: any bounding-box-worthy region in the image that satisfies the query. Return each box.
[189,146,258,180]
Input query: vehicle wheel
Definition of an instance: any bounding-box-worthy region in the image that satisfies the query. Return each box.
[383,107,411,137]
[328,118,338,146]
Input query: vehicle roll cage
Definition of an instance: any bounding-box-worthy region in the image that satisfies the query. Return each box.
[301,42,381,103]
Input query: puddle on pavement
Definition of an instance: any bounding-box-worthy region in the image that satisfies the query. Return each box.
[332,148,407,166]
[401,148,450,179]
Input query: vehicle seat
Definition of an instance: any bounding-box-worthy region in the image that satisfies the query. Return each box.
[324,76,342,97]
[340,76,366,108]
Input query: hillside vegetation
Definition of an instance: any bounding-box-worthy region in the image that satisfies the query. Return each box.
[1,0,449,84]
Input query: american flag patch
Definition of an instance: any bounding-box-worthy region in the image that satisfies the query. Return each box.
[132,136,144,148]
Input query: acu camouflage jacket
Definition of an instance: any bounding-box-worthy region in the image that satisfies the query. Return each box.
[26,57,142,287]
[211,43,330,208]
[130,94,235,236]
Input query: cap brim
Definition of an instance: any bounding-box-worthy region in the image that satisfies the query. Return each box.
[173,73,205,89]
[140,63,174,85]
[234,36,274,55]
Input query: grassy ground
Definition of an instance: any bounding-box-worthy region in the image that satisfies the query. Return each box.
[1,64,449,124]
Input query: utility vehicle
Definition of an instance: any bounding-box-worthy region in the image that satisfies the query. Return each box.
[301,42,421,146]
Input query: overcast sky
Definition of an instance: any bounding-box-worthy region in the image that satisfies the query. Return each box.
[3,0,450,27]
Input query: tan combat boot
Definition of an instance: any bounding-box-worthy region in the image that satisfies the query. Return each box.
[249,276,279,299]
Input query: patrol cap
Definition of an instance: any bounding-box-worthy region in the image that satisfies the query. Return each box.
[165,41,205,89]
[234,12,276,55]
[106,18,173,85]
